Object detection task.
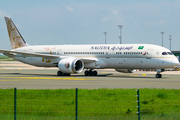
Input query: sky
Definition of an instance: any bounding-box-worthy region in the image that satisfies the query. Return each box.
[0,0,180,51]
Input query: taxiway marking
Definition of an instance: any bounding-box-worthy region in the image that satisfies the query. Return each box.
[3,77,96,81]
[0,80,25,81]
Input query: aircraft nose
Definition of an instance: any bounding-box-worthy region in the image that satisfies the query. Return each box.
[171,58,179,66]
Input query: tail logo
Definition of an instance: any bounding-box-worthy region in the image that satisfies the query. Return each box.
[5,17,28,49]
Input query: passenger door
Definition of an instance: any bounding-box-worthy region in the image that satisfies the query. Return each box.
[146,49,153,58]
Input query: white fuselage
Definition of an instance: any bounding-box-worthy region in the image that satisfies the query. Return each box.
[10,44,179,69]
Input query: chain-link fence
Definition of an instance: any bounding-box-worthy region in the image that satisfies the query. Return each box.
[140,89,180,120]
[0,88,180,120]
[0,88,138,120]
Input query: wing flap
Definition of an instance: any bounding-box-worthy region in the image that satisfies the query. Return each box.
[0,49,60,58]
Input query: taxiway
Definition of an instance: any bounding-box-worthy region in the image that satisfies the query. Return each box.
[0,61,180,89]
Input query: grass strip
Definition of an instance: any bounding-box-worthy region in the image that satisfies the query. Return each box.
[0,88,180,119]
[0,56,15,61]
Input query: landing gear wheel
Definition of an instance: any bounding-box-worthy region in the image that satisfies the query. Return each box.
[57,71,62,76]
[57,71,70,76]
[85,71,89,76]
[84,70,98,76]
[62,73,69,76]
[88,70,92,76]
[92,71,97,76]
[155,74,162,78]
[67,74,71,76]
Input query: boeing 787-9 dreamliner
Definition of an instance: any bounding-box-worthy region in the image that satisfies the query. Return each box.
[0,17,179,78]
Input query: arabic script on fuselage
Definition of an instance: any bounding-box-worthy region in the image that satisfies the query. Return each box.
[90,46,133,51]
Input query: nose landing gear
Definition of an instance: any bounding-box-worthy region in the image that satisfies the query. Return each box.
[155,69,164,78]
[155,74,162,78]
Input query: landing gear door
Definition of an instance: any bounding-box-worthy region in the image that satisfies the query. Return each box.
[146,49,153,58]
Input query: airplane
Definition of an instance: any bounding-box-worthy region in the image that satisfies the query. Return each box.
[0,17,179,78]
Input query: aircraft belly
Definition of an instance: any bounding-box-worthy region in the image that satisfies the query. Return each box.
[14,57,57,67]
[102,58,129,68]
[129,58,159,69]
[135,58,171,69]
[102,58,166,69]
[12,57,173,69]
[84,58,107,69]
[155,58,172,68]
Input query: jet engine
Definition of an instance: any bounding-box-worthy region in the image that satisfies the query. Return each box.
[58,58,84,74]
[115,69,136,73]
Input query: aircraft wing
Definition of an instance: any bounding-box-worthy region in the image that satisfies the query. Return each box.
[0,49,60,58]
[0,49,98,63]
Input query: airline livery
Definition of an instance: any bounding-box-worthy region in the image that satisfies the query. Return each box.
[0,17,179,78]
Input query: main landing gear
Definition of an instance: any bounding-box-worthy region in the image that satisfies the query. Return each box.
[84,69,98,76]
[57,71,70,76]
[57,70,98,76]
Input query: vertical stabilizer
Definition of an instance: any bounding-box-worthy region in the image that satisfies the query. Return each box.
[4,17,28,49]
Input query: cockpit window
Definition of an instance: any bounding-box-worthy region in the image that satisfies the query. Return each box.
[162,52,167,55]
[167,52,173,55]
[162,52,174,55]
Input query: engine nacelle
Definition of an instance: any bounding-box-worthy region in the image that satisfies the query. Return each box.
[115,69,136,73]
[58,58,84,74]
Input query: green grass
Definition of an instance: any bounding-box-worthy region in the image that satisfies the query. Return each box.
[0,56,15,61]
[0,88,180,120]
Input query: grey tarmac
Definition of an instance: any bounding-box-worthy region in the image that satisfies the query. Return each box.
[0,61,180,89]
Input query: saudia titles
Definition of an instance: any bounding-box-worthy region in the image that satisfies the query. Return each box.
[90,46,133,51]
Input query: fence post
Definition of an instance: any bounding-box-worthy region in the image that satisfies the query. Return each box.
[136,89,141,120]
[76,88,78,120]
[14,88,17,120]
